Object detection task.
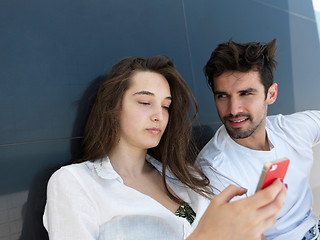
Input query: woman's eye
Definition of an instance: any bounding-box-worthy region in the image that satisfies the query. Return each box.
[139,102,150,105]
[162,105,170,111]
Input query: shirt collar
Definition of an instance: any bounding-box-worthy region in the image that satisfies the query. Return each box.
[91,154,178,181]
[146,154,178,181]
[91,156,121,180]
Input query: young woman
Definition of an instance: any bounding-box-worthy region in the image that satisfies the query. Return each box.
[43,55,286,240]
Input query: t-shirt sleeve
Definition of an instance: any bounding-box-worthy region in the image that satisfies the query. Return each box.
[270,111,320,147]
[290,111,320,145]
[43,167,99,240]
[304,111,320,144]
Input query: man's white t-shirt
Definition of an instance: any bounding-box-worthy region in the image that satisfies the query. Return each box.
[198,111,320,239]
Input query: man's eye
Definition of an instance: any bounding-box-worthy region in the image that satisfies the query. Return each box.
[217,94,227,99]
[241,92,251,96]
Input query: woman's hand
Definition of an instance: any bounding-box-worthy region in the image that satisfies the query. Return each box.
[188,178,287,240]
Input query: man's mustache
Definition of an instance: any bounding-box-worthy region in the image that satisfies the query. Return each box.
[223,113,253,122]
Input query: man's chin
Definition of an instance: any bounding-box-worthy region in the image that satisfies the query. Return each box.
[226,128,253,139]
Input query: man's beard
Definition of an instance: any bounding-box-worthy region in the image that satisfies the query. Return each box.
[223,113,263,139]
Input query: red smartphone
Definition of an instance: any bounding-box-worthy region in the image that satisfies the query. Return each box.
[255,158,290,192]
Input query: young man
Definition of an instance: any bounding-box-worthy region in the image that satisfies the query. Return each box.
[199,39,320,239]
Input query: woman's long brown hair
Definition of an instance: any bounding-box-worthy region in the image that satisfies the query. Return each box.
[78,55,213,203]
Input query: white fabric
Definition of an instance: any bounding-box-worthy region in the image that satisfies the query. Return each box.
[198,111,320,240]
[43,154,210,240]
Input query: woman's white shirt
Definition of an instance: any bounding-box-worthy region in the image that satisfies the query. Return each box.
[43,155,210,240]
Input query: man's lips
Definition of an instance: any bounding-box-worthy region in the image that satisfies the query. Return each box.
[146,128,161,135]
[228,117,249,127]
[229,117,248,123]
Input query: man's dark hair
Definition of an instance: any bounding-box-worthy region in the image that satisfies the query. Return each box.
[204,39,278,97]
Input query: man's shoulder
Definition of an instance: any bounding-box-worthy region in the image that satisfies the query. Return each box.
[267,110,319,120]
[266,111,320,144]
[198,125,227,162]
[266,111,320,128]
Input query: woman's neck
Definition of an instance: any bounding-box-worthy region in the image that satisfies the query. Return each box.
[108,144,149,177]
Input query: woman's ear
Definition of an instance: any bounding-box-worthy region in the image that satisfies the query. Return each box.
[266,83,278,105]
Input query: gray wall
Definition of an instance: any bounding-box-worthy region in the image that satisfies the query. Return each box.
[0,0,319,238]
[1,0,320,194]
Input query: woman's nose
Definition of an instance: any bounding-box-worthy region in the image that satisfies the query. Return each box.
[151,106,164,122]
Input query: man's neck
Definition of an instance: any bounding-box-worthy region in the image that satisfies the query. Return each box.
[231,129,270,151]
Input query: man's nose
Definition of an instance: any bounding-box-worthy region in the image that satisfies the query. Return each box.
[229,97,242,116]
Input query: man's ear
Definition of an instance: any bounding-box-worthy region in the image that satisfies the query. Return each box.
[266,83,278,105]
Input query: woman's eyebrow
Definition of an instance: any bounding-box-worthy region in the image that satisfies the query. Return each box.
[133,90,154,96]
[133,91,172,100]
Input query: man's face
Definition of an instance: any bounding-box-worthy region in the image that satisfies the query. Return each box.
[213,70,276,140]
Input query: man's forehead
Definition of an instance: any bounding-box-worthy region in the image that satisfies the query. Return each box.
[214,71,262,89]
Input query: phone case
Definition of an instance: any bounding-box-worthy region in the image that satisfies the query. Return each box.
[255,158,290,192]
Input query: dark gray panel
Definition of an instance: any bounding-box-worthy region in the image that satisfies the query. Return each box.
[255,0,316,20]
[288,0,316,19]
[0,138,78,195]
[0,0,193,145]
[289,12,320,111]
[183,0,295,124]
[252,0,289,10]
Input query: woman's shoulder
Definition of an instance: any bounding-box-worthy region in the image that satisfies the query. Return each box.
[48,161,94,185]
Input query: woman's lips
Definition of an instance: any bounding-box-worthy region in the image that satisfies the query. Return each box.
[146,128,161,135]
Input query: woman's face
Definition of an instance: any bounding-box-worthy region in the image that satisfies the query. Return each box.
[118,71,172,151]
